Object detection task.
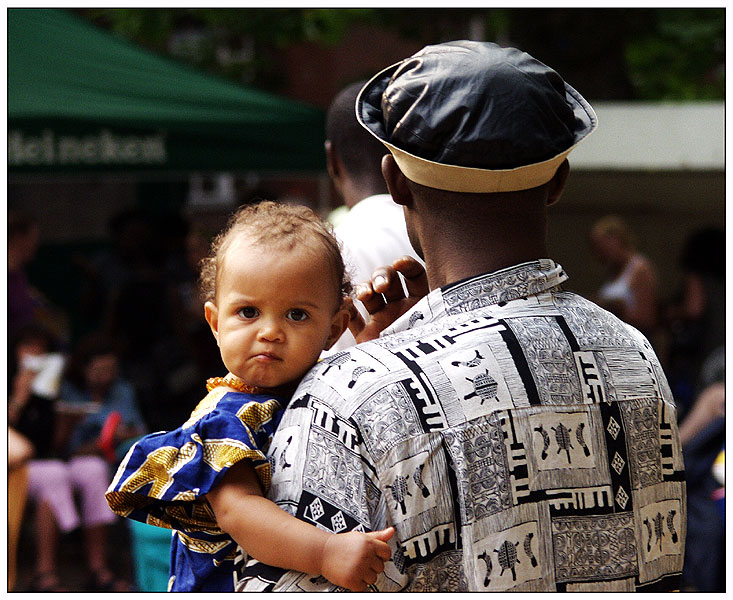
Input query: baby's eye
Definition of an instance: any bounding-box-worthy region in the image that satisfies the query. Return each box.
[238,307,259,319]
[287,309,309,322]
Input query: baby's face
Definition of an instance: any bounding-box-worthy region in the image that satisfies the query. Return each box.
[205,236,347,390]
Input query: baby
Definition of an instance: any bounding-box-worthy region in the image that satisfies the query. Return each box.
[106,201,393,591]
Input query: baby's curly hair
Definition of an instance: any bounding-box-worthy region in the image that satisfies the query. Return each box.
[199,200,352,305]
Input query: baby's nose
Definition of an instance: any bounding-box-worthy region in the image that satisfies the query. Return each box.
[257,318,284,342]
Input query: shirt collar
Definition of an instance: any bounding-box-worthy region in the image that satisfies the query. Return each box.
[384,259,568,335]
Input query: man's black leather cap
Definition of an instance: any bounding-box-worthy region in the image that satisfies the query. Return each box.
[357,40,597,193]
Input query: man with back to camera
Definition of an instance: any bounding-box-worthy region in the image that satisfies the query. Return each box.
[324,80,421,352]
[237,40,686,592]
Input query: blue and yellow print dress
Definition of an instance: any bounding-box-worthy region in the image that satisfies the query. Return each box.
[105,386,286,591]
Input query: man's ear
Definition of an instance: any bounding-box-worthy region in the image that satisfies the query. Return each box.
[382,154,413,207]
[204,301,220,346]
[546,159,570,206]
[324,301,351,350]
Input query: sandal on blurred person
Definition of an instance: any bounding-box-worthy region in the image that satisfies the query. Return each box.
[30,570,69,592]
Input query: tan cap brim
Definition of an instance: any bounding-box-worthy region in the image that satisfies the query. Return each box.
[381,139,580,193]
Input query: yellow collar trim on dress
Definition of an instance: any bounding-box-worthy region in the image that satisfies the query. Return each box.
[206,376,262,395]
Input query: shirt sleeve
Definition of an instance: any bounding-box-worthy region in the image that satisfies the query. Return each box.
[237,375,405,592]
[105,389,283,535]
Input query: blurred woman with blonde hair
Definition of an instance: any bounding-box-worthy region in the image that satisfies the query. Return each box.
[589,215,659,335]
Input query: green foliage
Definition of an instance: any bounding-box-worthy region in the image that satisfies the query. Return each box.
[81,8,375,87]
[78,8,724,101]
[625,8,724,100]
[87,8,175,52]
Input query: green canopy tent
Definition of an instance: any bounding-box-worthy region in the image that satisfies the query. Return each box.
[8,8,326,174]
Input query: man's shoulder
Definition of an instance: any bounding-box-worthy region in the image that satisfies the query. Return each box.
[298,342,397,397]
[552,289,647,330]
[296,286,662,408]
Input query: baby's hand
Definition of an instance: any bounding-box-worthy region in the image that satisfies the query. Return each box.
[320,527,394,591]
[349,256,428,343]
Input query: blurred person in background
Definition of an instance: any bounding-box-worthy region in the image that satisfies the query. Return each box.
[155,225,225,427]
[325,81,421,351]
[664,227,725,418]
[173,227,213,324]
[79,209,160,323]
[22,333,145,591]
[661,228,724,592]
[8,211,41,342]
[8,324,62,592]
[589,215,659,337]
[8,210,68,345]
[8,324,68,592]
[58,333,146,462]
[8,325,63,460]
[677,347,725,592]
[8,427,34,591]
[78,208,189,431]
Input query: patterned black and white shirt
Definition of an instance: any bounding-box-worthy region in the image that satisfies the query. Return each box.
[238,259,685,592]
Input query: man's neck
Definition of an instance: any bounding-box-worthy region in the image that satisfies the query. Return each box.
[425,243,548,290]
[403,174,554,290]
[419,210,549,290]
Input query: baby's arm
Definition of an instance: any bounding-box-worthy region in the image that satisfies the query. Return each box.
[207,459,393,591]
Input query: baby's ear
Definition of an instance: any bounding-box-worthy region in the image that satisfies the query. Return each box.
[204,301,220,345]
[325,299,351,350]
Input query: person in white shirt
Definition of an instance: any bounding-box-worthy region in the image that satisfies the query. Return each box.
[325,81,422,351]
